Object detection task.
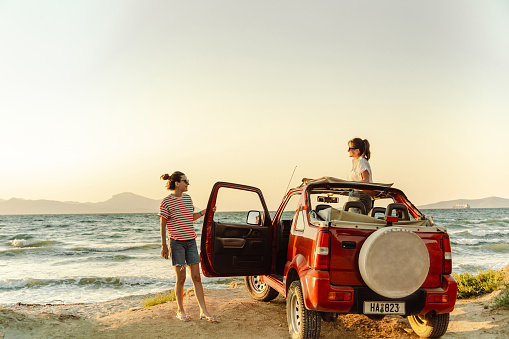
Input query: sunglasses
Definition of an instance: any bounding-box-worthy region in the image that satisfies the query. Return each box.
[180,179,189,184]
[348,147,358,151]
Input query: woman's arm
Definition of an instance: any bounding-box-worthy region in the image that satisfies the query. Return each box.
[360,170,370,182]
[192,209,206,221]
[160,217,169,259]
[192,206,217,221]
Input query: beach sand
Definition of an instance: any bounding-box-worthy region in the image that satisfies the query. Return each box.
[1,266,508,339]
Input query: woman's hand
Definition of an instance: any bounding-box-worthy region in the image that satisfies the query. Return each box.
[161,244,169,259]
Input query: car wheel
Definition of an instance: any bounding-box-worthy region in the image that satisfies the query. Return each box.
[408,313,450,338]
[359,226,430,298]
[287,281,321,339]
[244,276,279,302]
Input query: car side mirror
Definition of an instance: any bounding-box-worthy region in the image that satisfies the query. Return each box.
[247,210,262,225]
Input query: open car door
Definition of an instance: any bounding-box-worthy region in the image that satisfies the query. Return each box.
[200,182,274,277]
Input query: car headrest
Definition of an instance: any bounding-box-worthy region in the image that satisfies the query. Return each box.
[343,201,366,214]
[369,207,386,218]
[385,203,410,221]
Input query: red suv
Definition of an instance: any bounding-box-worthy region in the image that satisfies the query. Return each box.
[200,177,457,338]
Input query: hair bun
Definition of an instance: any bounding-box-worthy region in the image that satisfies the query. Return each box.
[160,173,170,180]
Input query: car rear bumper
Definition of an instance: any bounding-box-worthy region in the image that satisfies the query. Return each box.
[302,270,457,315]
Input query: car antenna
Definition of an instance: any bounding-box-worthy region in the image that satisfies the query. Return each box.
[283,166,297,197]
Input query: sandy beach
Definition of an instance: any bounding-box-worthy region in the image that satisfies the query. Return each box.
[1,266,508,339]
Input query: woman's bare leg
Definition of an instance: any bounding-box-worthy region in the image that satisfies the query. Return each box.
[174,265,187,315]
[189,263,213,318]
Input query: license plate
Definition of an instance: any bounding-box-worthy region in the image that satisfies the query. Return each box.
[363,301,405,315]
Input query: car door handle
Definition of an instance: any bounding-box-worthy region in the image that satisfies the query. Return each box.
[243,229,262,238]
[220,238,247,249]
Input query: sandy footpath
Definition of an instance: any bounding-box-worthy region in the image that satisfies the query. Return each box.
[1,267,508,339]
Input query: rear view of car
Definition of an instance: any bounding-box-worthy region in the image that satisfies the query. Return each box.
[304,179,456,337]
[200,177,457,338]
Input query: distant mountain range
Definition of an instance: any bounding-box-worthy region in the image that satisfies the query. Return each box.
[1,193,508,215]
[418,196,509,209]
[0,193,161,215]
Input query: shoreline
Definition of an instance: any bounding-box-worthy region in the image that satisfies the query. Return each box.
[1,268,508,339]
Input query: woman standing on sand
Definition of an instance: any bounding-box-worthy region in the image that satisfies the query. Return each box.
[347,138,373,213]
[158,171,217,323]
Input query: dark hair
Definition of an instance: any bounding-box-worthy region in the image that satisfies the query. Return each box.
[349,138,371,160]
[160,171,185,190]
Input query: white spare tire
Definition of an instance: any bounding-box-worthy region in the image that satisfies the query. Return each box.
[359,227,430,298]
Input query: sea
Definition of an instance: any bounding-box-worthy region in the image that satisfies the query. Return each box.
[1,209,508,305]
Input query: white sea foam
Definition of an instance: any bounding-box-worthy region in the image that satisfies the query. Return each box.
[467,229,509,237]
[0,276,162,290]
[8,239,57,248]
[9,239,29,247]
[452,238,505,245]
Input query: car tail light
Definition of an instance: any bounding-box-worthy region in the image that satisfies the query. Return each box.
[428,294,449,303]
[385,216,398,222]
[314,230,330,270]
[328,291,352,301]
[442,235,452,274]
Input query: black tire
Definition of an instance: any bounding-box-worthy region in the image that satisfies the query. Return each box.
[244,276,279,302]
[321,312,338,322]
[286,281,321,339]
[408,313,450,338]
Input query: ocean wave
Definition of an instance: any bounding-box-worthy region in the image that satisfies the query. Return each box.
[86,254,134,261]
[466,229,509,237]
[451,238,508,246]
[8,234,34,241]
[71,243,159,253]
[441,223,470,228]
[459,218,509,226]
[0,276,160,290]
[0,246,53,256]
[449,228,509,238]
[8,239,58,248]
[481,244,509,252]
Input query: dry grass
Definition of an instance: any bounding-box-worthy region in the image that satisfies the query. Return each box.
[142,290,176,307]
[493,284,509,309]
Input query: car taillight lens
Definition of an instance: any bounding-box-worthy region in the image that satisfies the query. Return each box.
[314,230,330,270]
[442,235,452,274]
[428,294,449,303]
[328,291,352,301]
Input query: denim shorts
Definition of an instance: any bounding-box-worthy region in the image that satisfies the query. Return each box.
[169,239,200,266]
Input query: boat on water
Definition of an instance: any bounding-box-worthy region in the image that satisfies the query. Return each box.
[453,204,471,209]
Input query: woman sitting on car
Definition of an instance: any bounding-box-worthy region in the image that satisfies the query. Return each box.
[347,137,373,213]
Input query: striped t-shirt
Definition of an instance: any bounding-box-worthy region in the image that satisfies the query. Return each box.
[158,194,197,241]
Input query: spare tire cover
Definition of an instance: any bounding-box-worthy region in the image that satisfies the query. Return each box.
[359,227,430,298]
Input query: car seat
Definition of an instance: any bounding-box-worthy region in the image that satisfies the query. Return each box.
[314,204,332,221]
[343,201,366,215]
[369,207,386,219]
[385,203,410,221]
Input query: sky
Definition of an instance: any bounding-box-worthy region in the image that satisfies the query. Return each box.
[1,0,508,211]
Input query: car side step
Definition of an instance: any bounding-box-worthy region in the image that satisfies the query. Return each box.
[263,275,285,295]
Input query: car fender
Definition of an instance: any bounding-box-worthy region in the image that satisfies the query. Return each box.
[285,253,315,308]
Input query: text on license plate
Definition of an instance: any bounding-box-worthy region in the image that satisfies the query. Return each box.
[363,301,405,315]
